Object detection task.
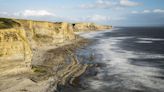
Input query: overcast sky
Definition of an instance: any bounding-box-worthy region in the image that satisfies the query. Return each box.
[0,0,164,26]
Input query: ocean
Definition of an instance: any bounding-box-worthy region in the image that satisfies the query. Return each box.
[61,27,164,92]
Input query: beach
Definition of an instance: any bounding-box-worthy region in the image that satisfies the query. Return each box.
[0,36,91,92]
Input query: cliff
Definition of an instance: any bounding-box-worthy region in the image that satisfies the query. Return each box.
[17,20,75,46]
[0,18,112,66]
[0,18,112,92]
[0,18,75,67]
[72,22,112,32]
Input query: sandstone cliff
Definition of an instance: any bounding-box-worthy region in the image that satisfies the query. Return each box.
[0,18,111,66]
[0,18,112,92]
[0,18,75,67]
[72,22,112,32]
[0,18,32,67]
[17,20,75,46]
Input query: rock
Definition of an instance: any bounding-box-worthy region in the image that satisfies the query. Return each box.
[0,17,112,92]
[72,22,112,32]
[0,28,32,67]
[0,18,76,67]
[0,18,112,67]
[17,20,75,46]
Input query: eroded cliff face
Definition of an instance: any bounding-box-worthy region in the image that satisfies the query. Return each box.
[72,22,112,32]
[0,28,32,63]
[17,20,75,47]
[0,18,75,67]
[0,18,112,92]
[0,18,32,67]
[0,18,111,67]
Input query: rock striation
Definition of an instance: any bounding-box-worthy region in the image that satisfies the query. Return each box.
[0,18,76,66]
[0,19,32,67]
[18,20,75,46]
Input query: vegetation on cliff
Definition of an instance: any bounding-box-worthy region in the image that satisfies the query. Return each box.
[0,18,21,29]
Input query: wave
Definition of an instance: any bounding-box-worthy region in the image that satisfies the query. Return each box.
[78,29,164,92]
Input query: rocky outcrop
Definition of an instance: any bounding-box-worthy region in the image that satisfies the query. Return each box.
[72,22,112,32]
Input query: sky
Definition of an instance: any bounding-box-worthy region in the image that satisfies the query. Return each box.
[0,0,164,26]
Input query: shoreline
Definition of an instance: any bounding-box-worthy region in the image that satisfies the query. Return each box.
[0,36,92,92]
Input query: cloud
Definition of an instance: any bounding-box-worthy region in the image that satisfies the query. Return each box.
[0,12,8,15]
[131,9,164,14]
[80,0,117,9]
[0,10,123,24]
[0,12,9,18]
[61,14,112,23]
[85,15,111,21]
[0,9,58,22]
[66,14,125,24]
[131,10,139,14]
[153,9,164,13]
[14,10,55,17]
[79,0,141,9]
[120,0,141,7]
[128,10,164,26]
[23,10,54,17]
[0,10,111,23]
[143,10,151,13]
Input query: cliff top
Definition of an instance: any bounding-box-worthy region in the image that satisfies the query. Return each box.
[0,18,21,29]
[0,17,112,29]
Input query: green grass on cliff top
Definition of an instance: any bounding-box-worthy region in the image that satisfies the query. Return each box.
[0,18,21,29]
